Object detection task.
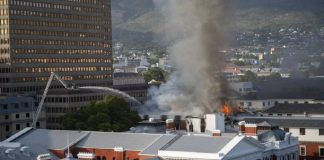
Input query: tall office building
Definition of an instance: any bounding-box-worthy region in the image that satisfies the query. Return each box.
[0,0,112,95]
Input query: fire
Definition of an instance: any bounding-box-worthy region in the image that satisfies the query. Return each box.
[220,103,232,116]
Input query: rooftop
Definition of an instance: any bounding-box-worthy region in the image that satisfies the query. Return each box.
[263,103,324,115]
[240,78,324,100]
[244,116,324,128]
[161,135,234,153]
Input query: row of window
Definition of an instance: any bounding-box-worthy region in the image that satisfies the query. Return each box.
[13,58,112,64]
[286,128,324,136]
[1,81,113,93]
[11,19,107,31]
[10,9,106,23]
[11,49,111,55]
[0,58,9,63]
[5,122,40,132]
[3,113,30,119]
[10,0,102,13]
[0,49,9,55]
[0,28,8,35]
[47,106,81,114]
[300,145,324,157]
[11,29,105,39]
[0,18,8,25]
[11,38,108,47]
[0,38,9,45]
[1,102,30,110]
[13,74,112,82]
[14,67,112,73]
[0,0,8,6]
[44,94,105,103]
[0,8,8,15]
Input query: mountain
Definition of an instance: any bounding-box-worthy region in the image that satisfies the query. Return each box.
[111,0,324,47]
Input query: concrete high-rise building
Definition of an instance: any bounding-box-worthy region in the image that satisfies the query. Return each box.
[0,0,112,95]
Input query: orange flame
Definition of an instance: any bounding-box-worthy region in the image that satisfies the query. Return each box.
[221,103,232,116]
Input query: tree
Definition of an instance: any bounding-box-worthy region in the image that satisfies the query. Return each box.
[267,72,282,80]
[143,67,167,82]
[240,71,258,82]
[62,95,141,132]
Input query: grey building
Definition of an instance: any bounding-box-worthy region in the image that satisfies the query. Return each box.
[0,96,46,140]
[0,0,112,95]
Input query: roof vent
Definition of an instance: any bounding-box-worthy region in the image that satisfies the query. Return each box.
[20,146,31,157]
[149,118,155,122]
[5,148,16,159]
[37,153,51,160]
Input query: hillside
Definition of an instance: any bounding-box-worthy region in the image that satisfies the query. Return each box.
[111,0,324,47]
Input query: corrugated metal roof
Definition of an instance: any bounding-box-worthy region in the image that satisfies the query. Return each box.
[12,129,90,150]
[264,103,324,114]
[161,135,233,153]
[140,135,176,156]
[76,132,163,151]
[244,116,324,128]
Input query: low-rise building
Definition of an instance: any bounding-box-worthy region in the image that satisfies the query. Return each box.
[234,78,324,111]
[0,127,298,160]
[0,96,46,140]
[262,103,324,118]
[244,116,324,160]
[113,72,148,104]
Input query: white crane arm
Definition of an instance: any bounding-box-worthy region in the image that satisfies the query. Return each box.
[32,72,71,128]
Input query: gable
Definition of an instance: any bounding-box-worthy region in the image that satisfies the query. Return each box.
[222,138,263,160]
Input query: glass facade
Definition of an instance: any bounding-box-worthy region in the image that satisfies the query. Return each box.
[0,0,112,94]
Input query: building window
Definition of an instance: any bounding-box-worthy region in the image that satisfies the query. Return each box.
[5,115,9,119]
[16,124,20,131]
[6,125,9,132]
[16,114,19,119]
[26,113,30,118]
[26,123,30,127]
[287,114,292,116]
[319,129,324,136]
[284,128,289,132]
[3,104,8,110]
[300,145,306,156]
[278,114,282,116]
[319,147,324,157]
[300,128,305,135]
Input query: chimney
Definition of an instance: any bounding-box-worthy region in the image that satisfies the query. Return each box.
[205,113,225,133]
[186,117,201,133]
[238,121,246,134]
[165,119,175,130]
[212,130,221,136]
[244,123,258,136]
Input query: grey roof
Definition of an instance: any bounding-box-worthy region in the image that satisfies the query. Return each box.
[263,103,324,114]
[161,135,233,153]
[244,117,324,128]
[76,132,163,151]
[11,129,90,150]
[240,78,324,100]
[2,129,89,160]
[140,135,176,156]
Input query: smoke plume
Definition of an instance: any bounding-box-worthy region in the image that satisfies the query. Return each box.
[142,0,231,115]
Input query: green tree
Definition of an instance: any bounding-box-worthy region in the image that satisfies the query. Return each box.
[62,95,141,132]
[240,71,258,82]
[143,67,167,82]
[267,72,282,80]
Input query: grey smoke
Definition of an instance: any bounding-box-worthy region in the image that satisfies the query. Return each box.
[142,0,231,115]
